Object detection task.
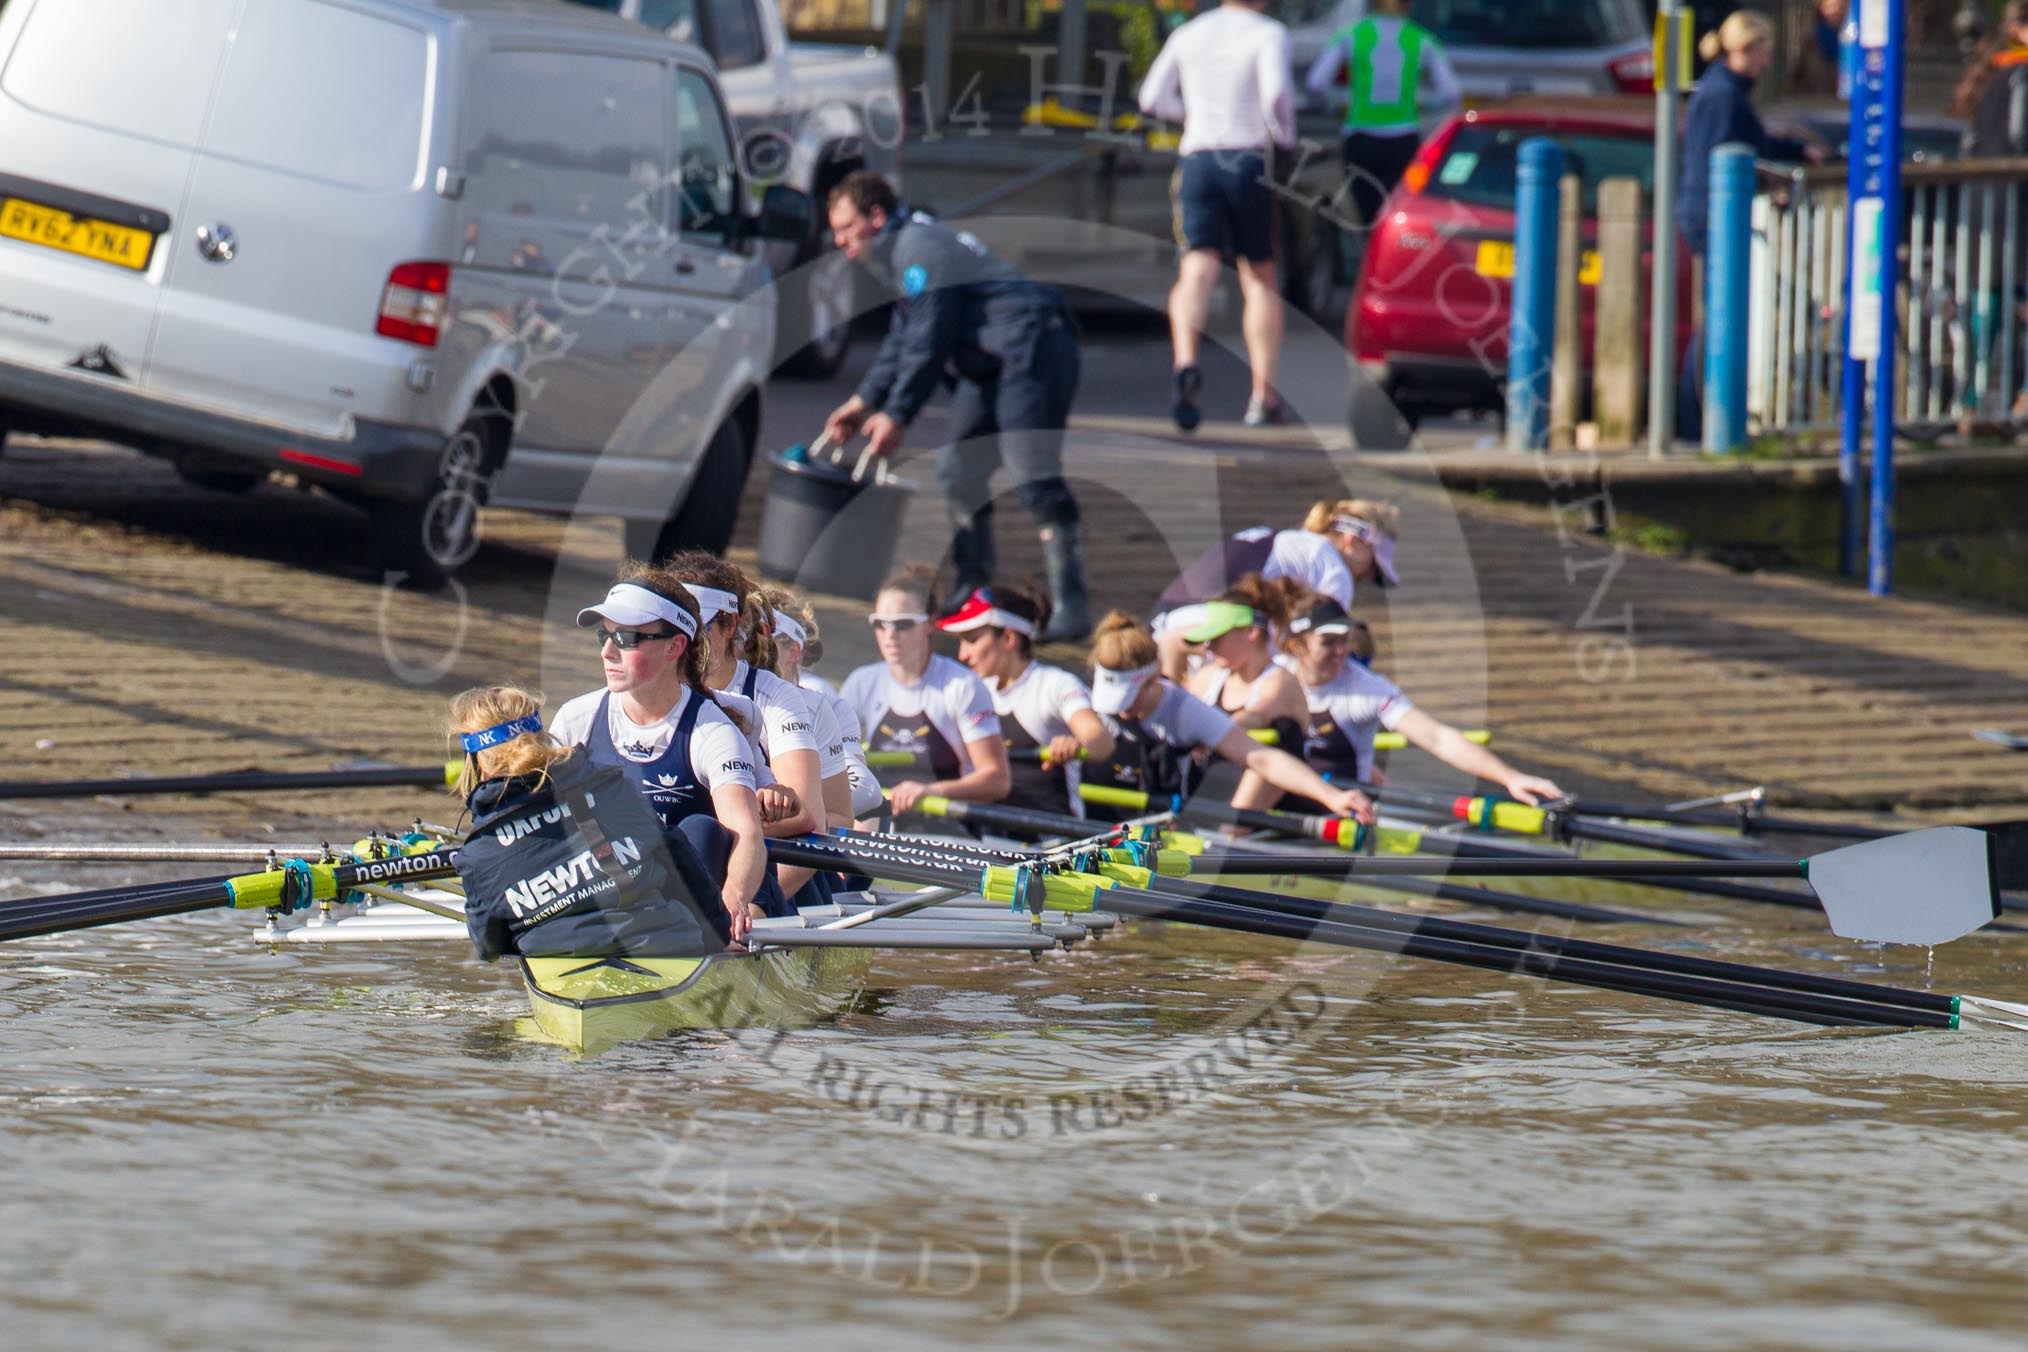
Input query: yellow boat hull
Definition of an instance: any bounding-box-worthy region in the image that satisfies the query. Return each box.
[518,945,868,1054]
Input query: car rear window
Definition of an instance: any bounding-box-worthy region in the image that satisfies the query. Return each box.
[1,0,237,149]
[203,0,430,193]
[1414,0,1641,49]
[1422,125,1653,212]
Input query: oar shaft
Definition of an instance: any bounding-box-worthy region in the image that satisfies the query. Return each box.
[1185,852,1806,881]
[1108,889,1945,1029]
[1134,873,1954,1015]
[0,764,457,801]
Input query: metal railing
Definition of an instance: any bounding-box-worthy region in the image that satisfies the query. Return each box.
[1748,155,2028,436]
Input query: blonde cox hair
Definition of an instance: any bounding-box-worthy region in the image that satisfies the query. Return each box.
[1300,497,1401,539]
[1089,610,1158,671]
[1699,9,1773,63]
[447,685,571,797]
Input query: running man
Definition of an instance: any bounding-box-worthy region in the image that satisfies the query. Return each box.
[1137,0,1296,429]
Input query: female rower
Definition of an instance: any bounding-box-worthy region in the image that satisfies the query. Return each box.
[1153,498,1401,679]
[660,553,834,851]
[939,584,1115,817]
[1082,611,1375,824]
[1277,594,1565,808]
[841,563,1011,817]
[450,686,745,952]
[750,586,886,825]
[542,575,776,934]
[1178,574,1313,755]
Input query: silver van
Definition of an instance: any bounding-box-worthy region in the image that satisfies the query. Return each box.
[0,0,811,585]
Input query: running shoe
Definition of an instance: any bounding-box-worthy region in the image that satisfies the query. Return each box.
[1172,366,1203,433]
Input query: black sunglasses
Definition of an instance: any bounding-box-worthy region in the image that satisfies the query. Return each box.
[595,626,680,650]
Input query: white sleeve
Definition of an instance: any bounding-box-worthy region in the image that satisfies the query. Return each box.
[690,709,758,793]
[1261,25,1296,148]
[1285,532,1355,610]
[1137,33,1185,123]
[1305,34,1348,100]
[807,691,849,778]
[1423,37,1461,109]
[1046,667,1094,718]
[548,691,602,748]
[827,692,864,751]
[1372,678,1414,731]
[1182,690,1239,750]
[947,669,1002,744]
[758,673,821,759]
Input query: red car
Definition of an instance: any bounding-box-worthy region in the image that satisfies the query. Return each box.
[1344,97,1695,430]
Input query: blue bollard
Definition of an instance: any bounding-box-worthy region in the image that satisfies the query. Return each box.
[1703,142,1755,454]
[1506,137,1562,452]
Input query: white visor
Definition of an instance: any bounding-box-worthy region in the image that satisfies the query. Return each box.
[683,582,740,624]
[575,583,698,638]
[773,610,807,647]
[1091,662,1158,716]
[1154,604,1210,641]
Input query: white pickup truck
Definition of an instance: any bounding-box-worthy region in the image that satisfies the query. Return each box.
[573,0,905,377]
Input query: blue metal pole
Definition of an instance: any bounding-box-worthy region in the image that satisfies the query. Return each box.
[1506,137,1562,452]
[1703,142,1755,453]
[1867,0,1904,596]
[1838,57,1872,577]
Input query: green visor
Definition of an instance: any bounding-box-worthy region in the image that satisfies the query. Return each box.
[1182,601,1258,644]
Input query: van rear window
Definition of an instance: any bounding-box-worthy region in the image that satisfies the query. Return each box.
[204,1,429,193]
[1,0,237,149]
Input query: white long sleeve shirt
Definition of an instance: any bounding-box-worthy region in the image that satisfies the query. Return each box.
[1137,4,1296,157]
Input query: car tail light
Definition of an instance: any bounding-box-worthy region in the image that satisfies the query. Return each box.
[377,261,449,347]
[1608,50,1654,94]
[1399,120,1463,196]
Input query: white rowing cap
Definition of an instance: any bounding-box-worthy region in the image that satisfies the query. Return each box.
[1809,826,2000,947]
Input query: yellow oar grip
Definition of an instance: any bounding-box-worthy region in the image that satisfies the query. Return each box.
[443,759,462,785]
[912,794,954,818]
[979,867,1109,913]
[224,861,338,910]
[1099,848,1192,877]
[1247,728,1279,745]
[1461,797,1548,835]
[865,751,918,768]
[1079,782,1152,810]
[1161,831,1212,855]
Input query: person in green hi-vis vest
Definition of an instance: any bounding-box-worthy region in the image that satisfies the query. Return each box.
[1304,0,1460,243]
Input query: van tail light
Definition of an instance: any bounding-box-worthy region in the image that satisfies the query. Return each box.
[1608,50,1655,94]
[1400,119,1463,196]
[377,261,450,347]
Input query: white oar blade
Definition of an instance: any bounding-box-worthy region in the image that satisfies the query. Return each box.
[1809,826,1999,946]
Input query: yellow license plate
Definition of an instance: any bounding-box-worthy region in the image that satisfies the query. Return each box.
[0,197,154,271]
[1474,239,1601,287]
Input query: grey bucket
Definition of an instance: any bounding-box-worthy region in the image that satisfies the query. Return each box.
[756,442,916,601]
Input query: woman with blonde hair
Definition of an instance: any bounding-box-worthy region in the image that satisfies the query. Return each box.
[548,565,774,931]
[1081,611,1375,824]
[1675,9,1823,439]
[1152,497,1399,679]
[448,685,745,955]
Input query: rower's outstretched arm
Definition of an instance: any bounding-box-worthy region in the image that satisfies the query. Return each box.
[1395,709,1564,805]
[1218,730,1374,824]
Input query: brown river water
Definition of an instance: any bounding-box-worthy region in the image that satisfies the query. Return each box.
[3,829,2028,1351]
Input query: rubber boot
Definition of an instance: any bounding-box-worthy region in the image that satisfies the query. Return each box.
[1037,523,1092,642]
[942,506,996,617]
